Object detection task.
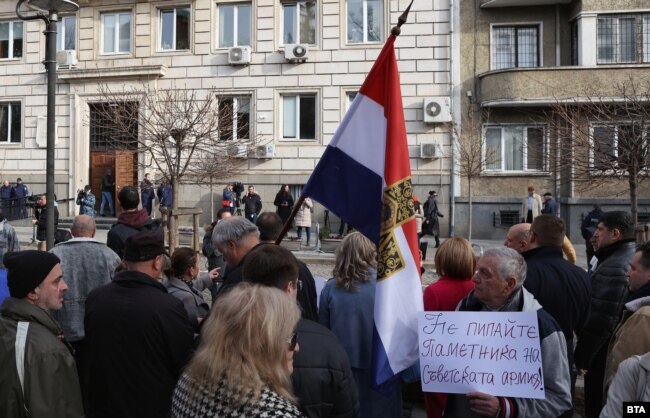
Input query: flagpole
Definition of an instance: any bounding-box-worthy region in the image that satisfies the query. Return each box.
[391,0,414,36]
[275,195,305,245]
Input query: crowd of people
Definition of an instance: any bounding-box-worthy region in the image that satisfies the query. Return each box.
[0,179,649,418]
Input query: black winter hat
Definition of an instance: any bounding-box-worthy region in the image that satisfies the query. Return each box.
[123,230,165,262]
[4,251,60,299]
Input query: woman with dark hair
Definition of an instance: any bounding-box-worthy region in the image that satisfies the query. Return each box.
[318,232,401,418]
[164,247,211,329]
[422,236,476,418]
[274,185,294,226]
[171,283,303,417]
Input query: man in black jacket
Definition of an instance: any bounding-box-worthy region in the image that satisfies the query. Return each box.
[574,211,635,418]
[522,215,591,417]
[85,230,195,418]
[256,211,318,321]
[107,186,161,259]
[32,194,59,251]
[242,185,263,224]
[242,244,359,418]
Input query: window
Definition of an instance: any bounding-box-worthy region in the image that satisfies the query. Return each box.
[218,3,251,47]
[484,125,545,172]
[570,20,579,65]
[160,7,191,51]
[218,96,251,141]
[0,102,21,143]
[57,16,76,51]
[282,1,316,45]
[0,21,23,59]
[89,103,138,150]
[346,91,358,108]
[346,0,383,44]
[491,25,539,70]
[283,94,316,140]
[597,14,650,64]
[101,12,131,54]
[592,124,648,171]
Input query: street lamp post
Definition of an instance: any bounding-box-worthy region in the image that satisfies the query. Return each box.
[16,0,78,250]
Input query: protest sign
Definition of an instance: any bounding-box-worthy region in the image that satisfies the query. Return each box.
[418,311,544,399]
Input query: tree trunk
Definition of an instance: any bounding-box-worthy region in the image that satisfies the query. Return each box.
[210,177,214,221]
[169,177,179,253]
[630,173,638,226]
[468,179,473,241]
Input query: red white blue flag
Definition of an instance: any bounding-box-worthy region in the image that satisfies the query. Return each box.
[302,34,423,388]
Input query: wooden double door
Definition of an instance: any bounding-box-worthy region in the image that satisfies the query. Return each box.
[90,150,137,216]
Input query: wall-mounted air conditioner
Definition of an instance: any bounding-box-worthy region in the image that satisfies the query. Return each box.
[254,144,275,159]
[228,46,251,65]
[284,44,309,62]
[423,96,451,123]
[56,50,78,68]
[227,144,248,159]
[420,143,443,159]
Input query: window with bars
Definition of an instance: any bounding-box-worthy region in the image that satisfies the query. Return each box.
[0,21,23,59]
[597,14,650,64]
[491,25,540,70]
[0,102,21,143]
[89,103,138,150]
[591,124,649,171]
[217,96,251,141]
[483,125,545,172]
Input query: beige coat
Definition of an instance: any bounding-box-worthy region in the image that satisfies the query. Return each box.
[521,193,543,220]
[415,205,424,234]
[295,198,313,227]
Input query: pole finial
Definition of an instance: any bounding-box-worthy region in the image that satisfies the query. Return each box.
[390,0,415,36]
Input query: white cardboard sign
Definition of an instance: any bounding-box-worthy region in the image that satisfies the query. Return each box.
[418,311,545,399]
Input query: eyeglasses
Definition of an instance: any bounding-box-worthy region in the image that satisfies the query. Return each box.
[287,331,298,351]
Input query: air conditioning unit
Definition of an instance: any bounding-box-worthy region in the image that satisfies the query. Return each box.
[227,144,248,159]
[228,46,251,65]
[254,144,275,159]
[420,143,443,159]
[56,50,78,68]
[284,44,309,62]
[423,96,451,123]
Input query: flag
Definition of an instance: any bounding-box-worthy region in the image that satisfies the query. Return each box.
[301,34,423,388]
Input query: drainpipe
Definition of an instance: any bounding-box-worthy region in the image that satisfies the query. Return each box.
[448,0,460,236]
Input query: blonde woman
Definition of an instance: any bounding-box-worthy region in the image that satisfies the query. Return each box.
[171,283,303,418]
[318,232,401,418]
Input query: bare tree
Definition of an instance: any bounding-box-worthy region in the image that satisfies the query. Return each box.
[91,83,256,251]
[550,78,650,224]
[450,106,499,240]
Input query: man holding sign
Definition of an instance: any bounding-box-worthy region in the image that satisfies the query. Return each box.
[444,248,572,418]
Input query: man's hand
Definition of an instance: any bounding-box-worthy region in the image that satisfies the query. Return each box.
[31,219,37,225]
[208,267,221,281]
[467,392,500,417]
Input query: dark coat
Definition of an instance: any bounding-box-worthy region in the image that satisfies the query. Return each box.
[242,192,263,215]
[35,206,59,241]
[107,209,162,259]
[541,198,558,215]
[12,184,28,198]
[297,260,318,322]
[274,192,294,225]
[84,270,195,418]
[293,318,359,418]
[0,185,12,200]
[422,196,443,236]
[575,239,635,369]
[522,246,591,368]
[581,208,604,240]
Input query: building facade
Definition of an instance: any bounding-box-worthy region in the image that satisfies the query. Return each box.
[0,0,454,231]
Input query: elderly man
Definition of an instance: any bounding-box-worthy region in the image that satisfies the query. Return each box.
[574,211,635,418]
[521,186,543,223]
[243,244,359,418]
[85,230,195,418]
[50,215,121,404]
[445,247,572,418]
[211,216,260,298]
[603,241,650,393]
[0,251,83,417]
[522,215,591,416]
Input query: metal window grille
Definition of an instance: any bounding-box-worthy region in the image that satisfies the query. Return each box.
[494,210,520,228]
[89,102,138,151]
[492,25,539,70]
[597,14,650,64]
[638,212,650,224]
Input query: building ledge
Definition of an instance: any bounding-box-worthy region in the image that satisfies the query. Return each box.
[480,0,570,7]
[57,65,167,83]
